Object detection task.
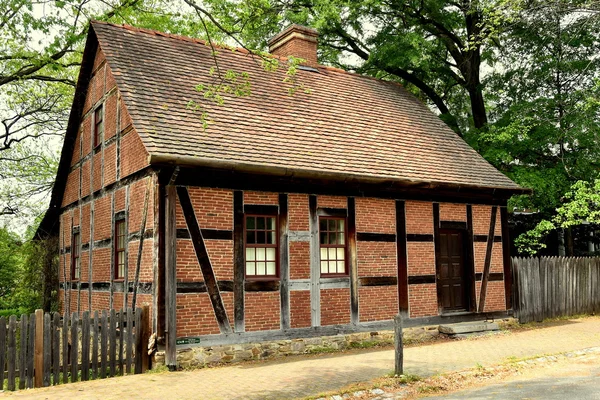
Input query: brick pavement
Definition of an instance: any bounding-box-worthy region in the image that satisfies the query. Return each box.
[2,317,599,400]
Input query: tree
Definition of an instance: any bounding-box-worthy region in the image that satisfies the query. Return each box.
[516,179,600,255]
[0,0,203,227]
[181,0,528,135]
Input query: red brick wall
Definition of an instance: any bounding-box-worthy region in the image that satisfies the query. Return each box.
[245,292,280,331]
[317,195,346,209]
[244,191,278,205]
[288,194,309,231]
[359,286,398,322]
[120,129,148,178]
[408,284,438,317]
[320,288,350,325]
[357,241,396,277]
[176,187,233,230]
[407,242,435,275]
[289,241,310,280]
[439,203,466,222]
[405,201,433,234]
[176,292,234,337]
[290,291,311,328]
[355,198,395,233]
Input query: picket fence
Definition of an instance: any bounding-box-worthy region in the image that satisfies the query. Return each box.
[512,257,600,323]
[0,306,150,391]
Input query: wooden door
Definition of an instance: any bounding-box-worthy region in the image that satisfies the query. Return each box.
[437,230,469,312]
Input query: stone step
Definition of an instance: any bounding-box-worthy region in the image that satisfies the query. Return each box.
[438,321,500,335]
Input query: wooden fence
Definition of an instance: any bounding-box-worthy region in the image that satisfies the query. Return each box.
[513,257,600,323]
[0,306,150,391]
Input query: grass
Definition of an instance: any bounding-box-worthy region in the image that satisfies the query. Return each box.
[348,339,393,350]
[307,345,339,355]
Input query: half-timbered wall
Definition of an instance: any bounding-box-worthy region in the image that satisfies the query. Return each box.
[171,187,510,338]
[58,46,154,319]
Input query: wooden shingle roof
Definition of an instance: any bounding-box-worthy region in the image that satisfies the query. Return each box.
[92,21,523,192]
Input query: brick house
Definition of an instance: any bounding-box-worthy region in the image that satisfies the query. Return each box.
[37,21,528,367]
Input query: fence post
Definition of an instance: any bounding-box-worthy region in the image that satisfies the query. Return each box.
[34,309,43,388]
[394,314,403,376]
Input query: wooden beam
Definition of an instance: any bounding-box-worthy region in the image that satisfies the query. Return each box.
[478,206,498,313]
[233,190,245,333]
[309,195,320,327]
[132,178,151,309]
[396,200,408,317]
[466,205,477,312]
[164,184,177,371]
[177,186,232,334]
[348,197,359,324]
[500,206,513,310]
[279,194,290,330]
[433,203,442,314]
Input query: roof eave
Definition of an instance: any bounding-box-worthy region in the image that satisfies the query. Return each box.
[149,153,531,198]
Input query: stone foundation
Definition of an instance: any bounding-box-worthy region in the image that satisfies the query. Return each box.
[154,326,440,369]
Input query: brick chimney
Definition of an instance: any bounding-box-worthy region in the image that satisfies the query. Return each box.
[268,24,319,66]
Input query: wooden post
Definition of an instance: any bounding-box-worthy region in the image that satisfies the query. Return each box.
[394,314,403,376]
[165,184,177,371]
[34,309,43,388]
[141,304,151,372]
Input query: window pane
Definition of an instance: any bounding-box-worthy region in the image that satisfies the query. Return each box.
[337,219,345,232]
[246,262,255,276]
[245,247,255,261]
[266,217,275,230]
[337,248,345,260]
[246,231,255,244]
[246,216,255,229]
[320,261,328,274]
[320,248,327,261]
[118,221,125,235]
[338,233,345,245]
[257,262,266,275]
[266,262,276,275]
[256,231,266,244]
[265,248,276,261]
[336,261,345,274]
[328,219,336,231]
[320,232,327,245]
[267,231,276,245]
[319,219,327,231]
[328,248,336,260]
[257,217,265,229]
[256,247,266,262]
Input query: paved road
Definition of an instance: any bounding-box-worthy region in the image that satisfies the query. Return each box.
[429,350,600,399]
[2,317,600,400]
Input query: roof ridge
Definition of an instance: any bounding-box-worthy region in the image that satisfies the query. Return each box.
[89,20,404,88]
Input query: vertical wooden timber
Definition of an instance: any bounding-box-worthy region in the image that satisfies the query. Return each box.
[279,194,290,330]
[500,206,513,310]
[89,200,95,312]
[164,184,177,370]
[395,200,408,317]
[152,172,162,334]
[124,185,131,309]
[233,190,245,333]
[478,206,498,313]
[466,205,477,312]
[309,195,320,327]
[348,197,359,324]
[177,186,232,333]
[109,193,115,311]
[132,178,151,309]
[432,203,442,314]
[155,172,166,336]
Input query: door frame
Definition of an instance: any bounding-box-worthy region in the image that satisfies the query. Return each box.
[434,222,476,314]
